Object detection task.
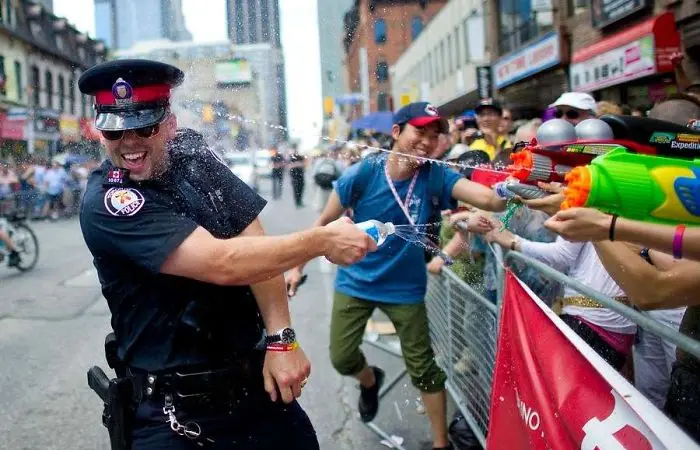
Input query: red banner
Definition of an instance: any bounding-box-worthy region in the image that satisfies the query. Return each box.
[487,271,698,449]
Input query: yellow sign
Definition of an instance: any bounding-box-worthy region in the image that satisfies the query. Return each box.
[400,93,411,106]
[323,96,335,116]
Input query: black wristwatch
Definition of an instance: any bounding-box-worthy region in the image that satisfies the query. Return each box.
[265,327,297,345]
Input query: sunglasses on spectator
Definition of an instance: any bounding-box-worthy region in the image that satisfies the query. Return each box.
[101,124,161,141]
[554,109,580,119]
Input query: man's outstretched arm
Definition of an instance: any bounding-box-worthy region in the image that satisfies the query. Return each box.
[161,217,376,286]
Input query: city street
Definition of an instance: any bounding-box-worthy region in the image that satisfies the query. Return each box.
[0,177,434,450]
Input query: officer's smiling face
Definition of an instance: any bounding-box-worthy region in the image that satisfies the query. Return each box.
[102,114,177,181]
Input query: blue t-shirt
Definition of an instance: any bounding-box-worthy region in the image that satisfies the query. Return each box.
[334,155,462,304]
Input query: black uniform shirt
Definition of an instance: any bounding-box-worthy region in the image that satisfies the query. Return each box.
[80,130,267,372]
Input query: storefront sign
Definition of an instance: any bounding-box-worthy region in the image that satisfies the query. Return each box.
[592,0,649,29]
[570,13,680,93]
[571,36,655,92]
[493,32,561,89]
[476,66,493,99]
[0,112,26,140]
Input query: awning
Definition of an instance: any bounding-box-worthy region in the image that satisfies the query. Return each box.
[570,12,681,92]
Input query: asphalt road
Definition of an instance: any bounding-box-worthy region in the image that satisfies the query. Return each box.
[0,176,435,450]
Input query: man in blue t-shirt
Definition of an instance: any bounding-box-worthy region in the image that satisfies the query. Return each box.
[287,102,506,450]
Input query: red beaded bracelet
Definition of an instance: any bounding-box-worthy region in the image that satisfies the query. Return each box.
[266,342,299,352]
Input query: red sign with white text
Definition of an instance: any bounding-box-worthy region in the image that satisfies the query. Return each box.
[0,112,26,140]
[487,271,698,449]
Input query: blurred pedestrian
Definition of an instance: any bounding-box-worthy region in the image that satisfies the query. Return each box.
[288,144,306,208]
[270,145,285,200]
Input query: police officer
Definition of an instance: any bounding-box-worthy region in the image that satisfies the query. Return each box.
[78,59,376,449]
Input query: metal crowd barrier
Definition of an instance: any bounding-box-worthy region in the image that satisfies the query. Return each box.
[425,268,497,448]
[423,248,700,448]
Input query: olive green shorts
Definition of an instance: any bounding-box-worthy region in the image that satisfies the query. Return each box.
[329,291,446,393]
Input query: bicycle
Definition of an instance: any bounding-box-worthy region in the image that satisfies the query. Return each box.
[0,211,39,272]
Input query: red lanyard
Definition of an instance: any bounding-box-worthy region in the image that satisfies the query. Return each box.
[384,161,419,226]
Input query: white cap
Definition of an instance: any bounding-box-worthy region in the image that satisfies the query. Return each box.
[550,92,597,113]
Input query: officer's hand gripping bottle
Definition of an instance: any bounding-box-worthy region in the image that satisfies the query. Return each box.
[356,220,396,246]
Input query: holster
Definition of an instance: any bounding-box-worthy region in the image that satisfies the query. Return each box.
[87,333,134,450]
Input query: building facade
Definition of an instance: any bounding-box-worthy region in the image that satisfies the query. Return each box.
[484,0,566,117]
[114,40,285,148]
[566,3,680,108]
[94,0,191,51]
[391,0,488,116]
[226,0,281,48]
[318,0,355,114]
[0,0,107,159]
[344,0,448,115]
[668,0,700,81]
[485,0,697,116]
[225,0,286,139]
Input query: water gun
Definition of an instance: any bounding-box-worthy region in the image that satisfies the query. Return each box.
[562,117,700,225]
[469,118,656,189]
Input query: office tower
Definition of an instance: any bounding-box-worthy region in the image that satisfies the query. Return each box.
[226,0,287,138]
[94,0,192,50]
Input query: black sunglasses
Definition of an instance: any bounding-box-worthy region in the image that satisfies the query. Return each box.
[554,109,580,120]
[101,124,161,141]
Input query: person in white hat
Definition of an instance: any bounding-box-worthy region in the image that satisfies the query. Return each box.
[550,92,597,125]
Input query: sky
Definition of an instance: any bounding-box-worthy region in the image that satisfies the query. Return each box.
[53,0,323,148]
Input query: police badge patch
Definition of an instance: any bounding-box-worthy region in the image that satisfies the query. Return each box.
[112,78,133,104]
[104,188,145,216]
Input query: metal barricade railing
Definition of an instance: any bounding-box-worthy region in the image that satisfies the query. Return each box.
[425,247,700,448]
[425,268,497,448]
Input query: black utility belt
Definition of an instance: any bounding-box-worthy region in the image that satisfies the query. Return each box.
[128,366,266,409]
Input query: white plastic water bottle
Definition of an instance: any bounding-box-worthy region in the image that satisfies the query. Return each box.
[356,220,396,246]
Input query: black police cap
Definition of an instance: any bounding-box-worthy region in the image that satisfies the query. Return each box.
[78,59,185,132]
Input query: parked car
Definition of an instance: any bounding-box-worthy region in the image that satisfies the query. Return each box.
[224,152,255,187]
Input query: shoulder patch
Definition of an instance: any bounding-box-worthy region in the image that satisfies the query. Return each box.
[104,188,146,216]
